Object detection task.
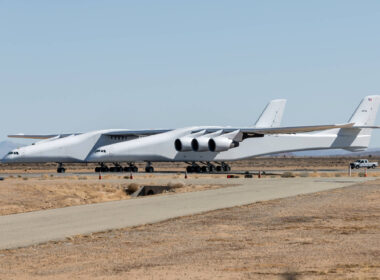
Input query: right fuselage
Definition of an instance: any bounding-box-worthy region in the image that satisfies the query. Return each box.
[86,126,370,163]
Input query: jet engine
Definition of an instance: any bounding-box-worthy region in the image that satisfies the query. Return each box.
[191,137,209,152]
[174,130,206,152]
[208,137,239,152]
[174,137,193,152]
[208,130,242,152]
[191,130,223,152]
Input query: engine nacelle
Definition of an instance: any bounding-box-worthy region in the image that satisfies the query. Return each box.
[208,137,239,152]
[174,137,193,152]
[191,137,210,152]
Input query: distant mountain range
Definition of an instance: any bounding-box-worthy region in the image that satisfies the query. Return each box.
[0,141,24,158]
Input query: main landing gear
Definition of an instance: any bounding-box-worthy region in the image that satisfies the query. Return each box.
[94,163,139,173]
[186,162,231,173]
[145,162,154,173]
[57,163,66,173]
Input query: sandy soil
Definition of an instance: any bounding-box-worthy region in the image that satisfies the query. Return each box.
[0,180,379,279]
[0,176,226,215]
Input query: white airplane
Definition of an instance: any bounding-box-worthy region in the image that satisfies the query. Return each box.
[2,96,380,174]
[1,99,286,172]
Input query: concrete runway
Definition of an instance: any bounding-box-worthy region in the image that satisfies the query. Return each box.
[0,177,372,250]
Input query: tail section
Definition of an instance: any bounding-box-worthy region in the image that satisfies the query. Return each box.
[335,95,380,151]
[349,95,380,126]
[255,99,287,128]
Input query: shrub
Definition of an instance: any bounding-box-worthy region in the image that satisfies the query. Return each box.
[299,172,309,177]
[167,182,185,188]
[125,183,140,194]
[281,172,295,178]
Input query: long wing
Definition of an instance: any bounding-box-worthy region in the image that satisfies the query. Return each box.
[8,123,356,140]
[199,123,355,137]
[8,134,78,140]
[8,129,172,140]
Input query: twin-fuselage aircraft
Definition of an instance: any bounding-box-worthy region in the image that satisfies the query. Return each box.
[2,96,380,173]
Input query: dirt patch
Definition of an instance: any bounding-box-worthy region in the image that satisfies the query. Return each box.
[0,180,379,279]
[0,176,224,215]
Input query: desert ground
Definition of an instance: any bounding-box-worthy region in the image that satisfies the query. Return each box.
[0,158,379,279]
[1,158,380,216]
[0,179,379,279]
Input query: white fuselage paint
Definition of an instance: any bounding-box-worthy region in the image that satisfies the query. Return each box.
[2,126,370,164]
[86,127,369,163]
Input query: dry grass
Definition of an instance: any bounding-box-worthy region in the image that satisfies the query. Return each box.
[0,178,129,215]
[0,180,379,279]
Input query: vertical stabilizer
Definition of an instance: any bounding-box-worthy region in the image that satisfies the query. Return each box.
[334,95,380,150]
[349,95,380,126]
[255,99,287,128]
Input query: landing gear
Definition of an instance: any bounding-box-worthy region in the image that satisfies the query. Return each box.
[145,162,154,173]
[221,162,231,172]
[57,163,66,173]
[186,163,201,173]
[95,163,138,173]
[186,162,230,173]
[95,163,109,173]
[110,163,123,172]
[124,163,138,173]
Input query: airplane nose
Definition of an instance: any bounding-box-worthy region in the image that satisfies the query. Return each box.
[1,154,15,163]
[1,155,9,163]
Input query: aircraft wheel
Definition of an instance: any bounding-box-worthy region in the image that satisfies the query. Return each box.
[201,166,209,173]
[124,166,130,172]
[57,167,66,173]
[186,166,193,173]
[145,166,154,173]
[110,167,115,172]
[208,165,215,173]
[132,166,138,173]
[95,167,100,173]
[223,165,231,172]
[195,166,201,173]
[216,166,222,172]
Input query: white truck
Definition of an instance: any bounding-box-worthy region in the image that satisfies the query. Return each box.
[350,159,378,169]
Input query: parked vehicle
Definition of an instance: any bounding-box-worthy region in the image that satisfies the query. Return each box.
[350,159,378,169]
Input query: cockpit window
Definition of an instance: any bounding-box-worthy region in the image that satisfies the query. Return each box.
[95,149,106,153]
[7,151,19,155]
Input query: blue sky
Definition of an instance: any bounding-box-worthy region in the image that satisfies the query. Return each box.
[1,1,380,146]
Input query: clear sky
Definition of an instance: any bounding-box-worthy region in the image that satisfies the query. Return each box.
[1,1,380,146]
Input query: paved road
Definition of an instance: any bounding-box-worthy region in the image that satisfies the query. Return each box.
[0,177,371,250]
